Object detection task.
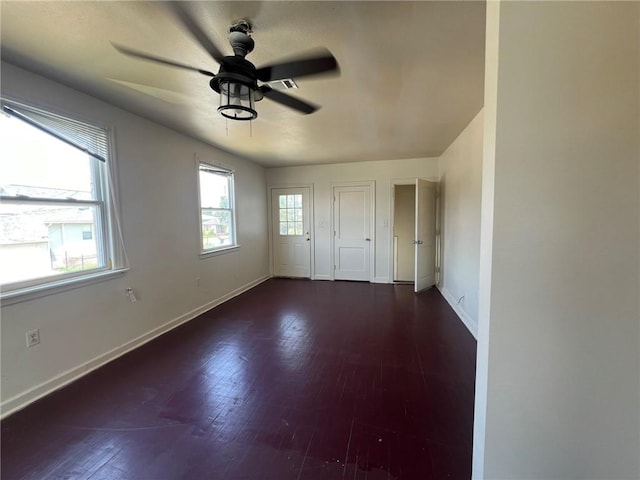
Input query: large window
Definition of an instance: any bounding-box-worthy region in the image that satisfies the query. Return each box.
[198,162,236,253]
[0,100,124,297]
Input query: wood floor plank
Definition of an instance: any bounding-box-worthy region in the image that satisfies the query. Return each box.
[1,279,476,479]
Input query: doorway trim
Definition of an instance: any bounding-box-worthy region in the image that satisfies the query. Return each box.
[268,183,315,279]
[330,181,375,282]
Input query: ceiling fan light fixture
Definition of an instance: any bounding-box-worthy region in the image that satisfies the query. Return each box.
[113,7,339,123]
[217,79,257,121]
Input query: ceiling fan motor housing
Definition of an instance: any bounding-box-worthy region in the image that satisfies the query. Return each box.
[209,56,262,100]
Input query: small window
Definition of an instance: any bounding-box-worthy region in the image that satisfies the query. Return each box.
[0,99,125,294]
[278,194,304,236]
[198,163,236,253]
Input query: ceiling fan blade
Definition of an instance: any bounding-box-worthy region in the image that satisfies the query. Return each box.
[112,43,215,77]
[261,86,319,114]
[256,49,339,82]
[169,2,226,64]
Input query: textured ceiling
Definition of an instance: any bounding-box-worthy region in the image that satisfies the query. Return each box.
[0,1,485,167]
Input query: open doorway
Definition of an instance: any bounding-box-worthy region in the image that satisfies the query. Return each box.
[393,185,416,283]
[391,180,438,292]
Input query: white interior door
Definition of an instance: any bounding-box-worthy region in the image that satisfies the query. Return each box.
[272,187,311,278]
[414,179,437,292]
[333,184,371,281]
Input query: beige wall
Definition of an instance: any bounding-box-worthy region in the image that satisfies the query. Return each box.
[0,63,270,415]
[438,110,483,337]
[475,2,640,478]
[393,185,415,281]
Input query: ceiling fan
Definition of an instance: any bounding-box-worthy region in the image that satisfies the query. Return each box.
[112,3,339,121]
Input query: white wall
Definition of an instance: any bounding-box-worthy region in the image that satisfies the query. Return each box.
[266,158,439,282]
[475,2,640,478]
[438,110,483,337]
[0,63,270,416]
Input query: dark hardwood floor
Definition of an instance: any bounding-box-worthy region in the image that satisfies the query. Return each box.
[1,279,477,479]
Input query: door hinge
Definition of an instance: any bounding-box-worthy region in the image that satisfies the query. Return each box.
[435,267,440,274]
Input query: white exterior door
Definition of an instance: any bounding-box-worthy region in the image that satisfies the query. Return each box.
[414,179,437,292]
[272,187,311,278]
[333,184,372,281]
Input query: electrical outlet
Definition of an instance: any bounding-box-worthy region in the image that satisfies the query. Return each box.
[26,329,40,347]
[126,287,138,303]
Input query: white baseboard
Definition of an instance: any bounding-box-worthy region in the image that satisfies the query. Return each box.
[0,274,271,419]
[373,276,390,284]
[438,286,478,339]
[313,274,331,281]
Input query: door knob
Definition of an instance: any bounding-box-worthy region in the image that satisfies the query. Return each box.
[414,240,424,244]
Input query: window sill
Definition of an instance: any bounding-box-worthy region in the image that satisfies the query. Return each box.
[1,268,129,306]
[199,245,240,259]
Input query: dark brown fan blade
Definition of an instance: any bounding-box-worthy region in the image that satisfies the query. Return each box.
[112,43,216,77]
[261,86,318,114]
[169,2,226,64]
[256,49,338,82]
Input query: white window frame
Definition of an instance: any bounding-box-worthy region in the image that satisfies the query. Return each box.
[0,99,127,304]
[197,161,238,256]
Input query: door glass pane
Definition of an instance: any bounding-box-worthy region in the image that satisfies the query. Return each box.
[278,193,305,236]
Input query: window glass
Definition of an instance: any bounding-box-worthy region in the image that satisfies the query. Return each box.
[199,164,236,252]
[0,108,118,289]
[0,115,93,199]
[278,194,304,236]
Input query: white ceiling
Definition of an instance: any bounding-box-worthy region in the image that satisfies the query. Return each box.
[0,1,485,167]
